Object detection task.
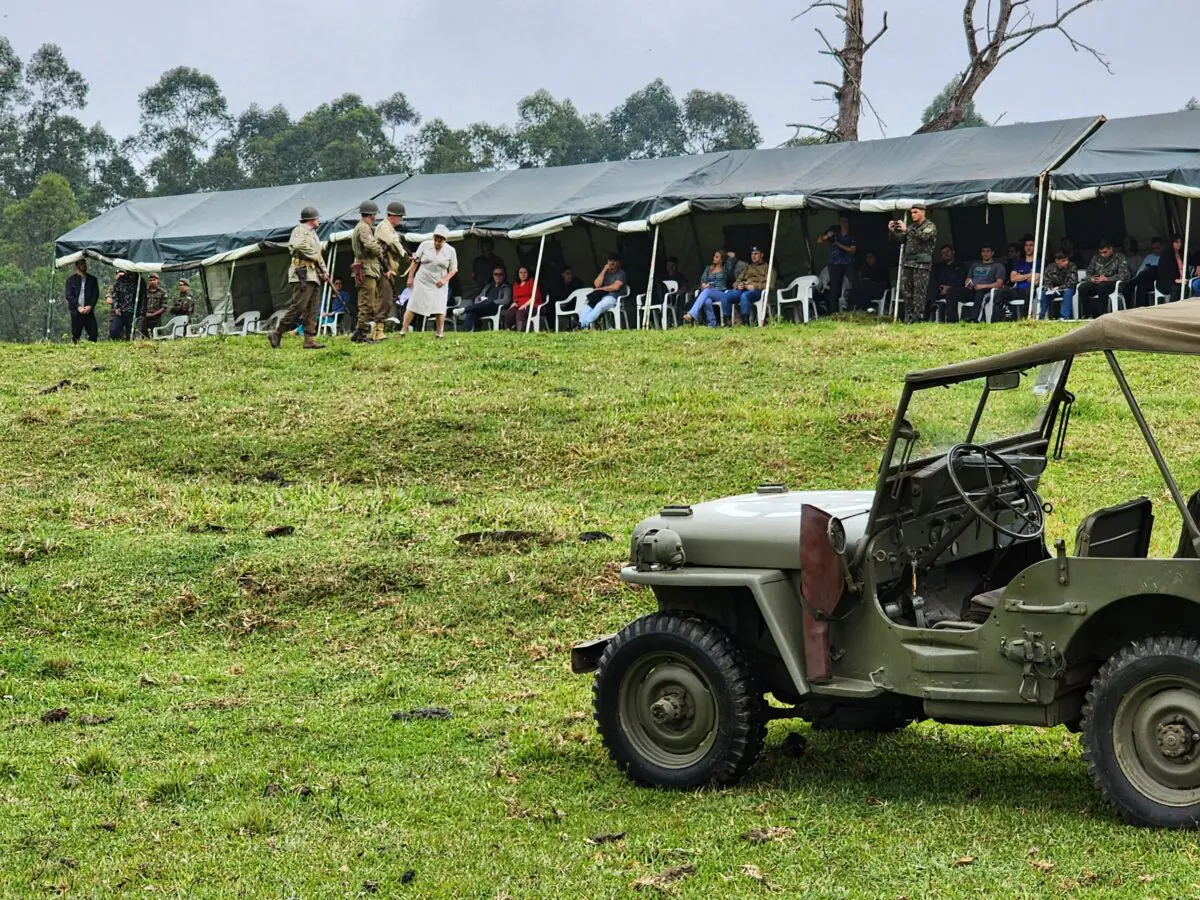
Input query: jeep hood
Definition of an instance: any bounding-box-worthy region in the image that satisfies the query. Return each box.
[631,489,873,570]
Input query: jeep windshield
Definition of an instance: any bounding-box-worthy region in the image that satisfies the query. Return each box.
[886,361,1064,471]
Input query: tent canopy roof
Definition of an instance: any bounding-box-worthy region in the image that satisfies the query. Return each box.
[907,301,1200,385]
[1051,110,1200,198]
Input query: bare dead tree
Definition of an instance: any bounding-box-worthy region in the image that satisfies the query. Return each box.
[792,0,888,142]
[917,0,1111,133]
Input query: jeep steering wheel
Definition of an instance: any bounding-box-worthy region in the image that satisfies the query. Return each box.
[945,443,1045,540]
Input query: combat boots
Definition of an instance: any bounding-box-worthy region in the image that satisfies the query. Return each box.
[302,337,325,349]
[372,322,388,341]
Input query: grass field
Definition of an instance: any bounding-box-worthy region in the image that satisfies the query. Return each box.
[3,318,1200,898]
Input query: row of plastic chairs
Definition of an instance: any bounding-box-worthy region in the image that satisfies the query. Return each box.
[151,310,279,340]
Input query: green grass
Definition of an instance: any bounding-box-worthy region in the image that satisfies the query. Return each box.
[1,318,1199,897]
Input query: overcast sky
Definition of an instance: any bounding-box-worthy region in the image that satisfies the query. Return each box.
[1,0,1189,149]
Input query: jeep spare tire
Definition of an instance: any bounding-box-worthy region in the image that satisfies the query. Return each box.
[593,613,765,789]
[1083,635,1200,828]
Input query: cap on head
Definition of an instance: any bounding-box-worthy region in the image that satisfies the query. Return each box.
[300,206,320,222]
[386,200,406,218]
[149,273,159,280]
[179,278,189,286]
[433,224,451,240]
[360,200,380,217]
[910,201,927,211]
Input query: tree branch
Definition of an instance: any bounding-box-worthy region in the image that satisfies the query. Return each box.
[793,0,846,20]
[863,12,889,52]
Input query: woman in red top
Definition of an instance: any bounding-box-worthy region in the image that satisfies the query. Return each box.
[503,266,544,331]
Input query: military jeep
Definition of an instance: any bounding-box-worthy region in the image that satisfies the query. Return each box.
[572,303,1200,829]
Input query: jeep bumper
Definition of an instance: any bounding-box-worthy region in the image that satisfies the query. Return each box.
[570,634,614,674]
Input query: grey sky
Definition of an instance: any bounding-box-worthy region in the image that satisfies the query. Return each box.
[1,0,1188,151]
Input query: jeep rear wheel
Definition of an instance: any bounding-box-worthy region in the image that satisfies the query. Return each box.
[1082,636,1200,828]
[593,613,765,789]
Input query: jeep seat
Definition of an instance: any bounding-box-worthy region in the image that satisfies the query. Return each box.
[1075,497,1153,559]
[1175,489,1200,559]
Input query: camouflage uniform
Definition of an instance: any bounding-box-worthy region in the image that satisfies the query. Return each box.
[373,217,407,338]
[1078,252,1132,318]
[140,283,169,337]
[275,223,326,339]
[893,218,938,323]
[169,292,194,317]
[351,219,383,340]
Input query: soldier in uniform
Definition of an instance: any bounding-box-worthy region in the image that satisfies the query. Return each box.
[889,203,938,324]
[170,278,194,317]
[372,200,408,341]
[139,273,169,337]
[350,201,384,344]
[269,206,327,350]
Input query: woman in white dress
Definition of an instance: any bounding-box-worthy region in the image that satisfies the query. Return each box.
[402,224,459,338]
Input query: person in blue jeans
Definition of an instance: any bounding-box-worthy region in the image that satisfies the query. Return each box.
[719,247,771,324]
[685,250,728,326]
[1039,252,1077,319]
[578,253,627,329]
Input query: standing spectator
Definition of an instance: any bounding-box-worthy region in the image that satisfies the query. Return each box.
[1131,237,1163,306]
[1039,252,1078,320]
[269,206,328,350]
[139,273,169,337]
[578,253,627,330]
[858,250,890,309]
[545,265,584,307]
[720,247,772,325]
[889,204,937,324]
[402,224,458,339]
[471,238,505,291]
[998,234,1040,320]
[817,214,859,311]
[931,245,968,322]
[961,244,1007,322]
[684,250,728,326]
[1156,236,1187,303]
[106,270,145,341]
[503,265,544,331]
[170,278,195,318]
[1077,239,1131,318]
[64,259,99,343]
[459,266,511,332]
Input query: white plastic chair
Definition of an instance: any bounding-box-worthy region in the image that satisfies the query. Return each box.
[185,313,224,337]
[256,309,286,334]
[775,276,819,323]
[1108,280,1127,314]
[635,281,679,330]
[604,286,632,330]
[554,288,591,331]
[152,315,189,340]
[222,311,260,336]
[1153,285,1171,305]
[478,298,510,331]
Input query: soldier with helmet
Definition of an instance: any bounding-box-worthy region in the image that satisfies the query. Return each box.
[372,200,408,341]
[269,205,328,349]
[350,200,384,344]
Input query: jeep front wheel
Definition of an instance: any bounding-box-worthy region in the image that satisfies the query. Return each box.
[1082,636,1200,828]
[593,613,765,789]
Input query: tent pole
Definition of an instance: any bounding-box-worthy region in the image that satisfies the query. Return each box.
[1184,198,1194,301]
[643,224,660,330]
[526,233,546,333]
[1038,196,1053,318]
[319,243,337,328]
[765,209,781,327]
[894,210,907,323]
[799,207,814,276]
[199,266,213,315]
[45,252,55,341]
[1028,176,1046,320]
[226,261,238,324]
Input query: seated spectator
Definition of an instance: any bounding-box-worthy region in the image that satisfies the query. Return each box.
[1122,236,1144,275]
[502,265,544,331]
[1156,236,1187,303]
[931,245,969,322]
[170,278,196,318]
[471,238,505,292]
[1039,252,1078,320]
[720,247,772,325]
[961,244,1007,322]
[1059,236,1087,269]
[858,251,890,308]
[998,234,1040,320]
[139,273,169,337]
[460,266,511,331]
[1003,243,1022,277]
[1131,237,1163,306]
[546,265,585,306]
[724,248,748,287]
[658,256,689,302]
[1077,239,1131,318]
[684,250,728,326]
[578,253,627,330]
[319,276,353,330]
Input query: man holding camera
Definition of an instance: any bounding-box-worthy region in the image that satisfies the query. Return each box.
[817,214,859,311]
[889,203,937,324]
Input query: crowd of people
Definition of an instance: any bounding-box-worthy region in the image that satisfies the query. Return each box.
[67,200,1200,346]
